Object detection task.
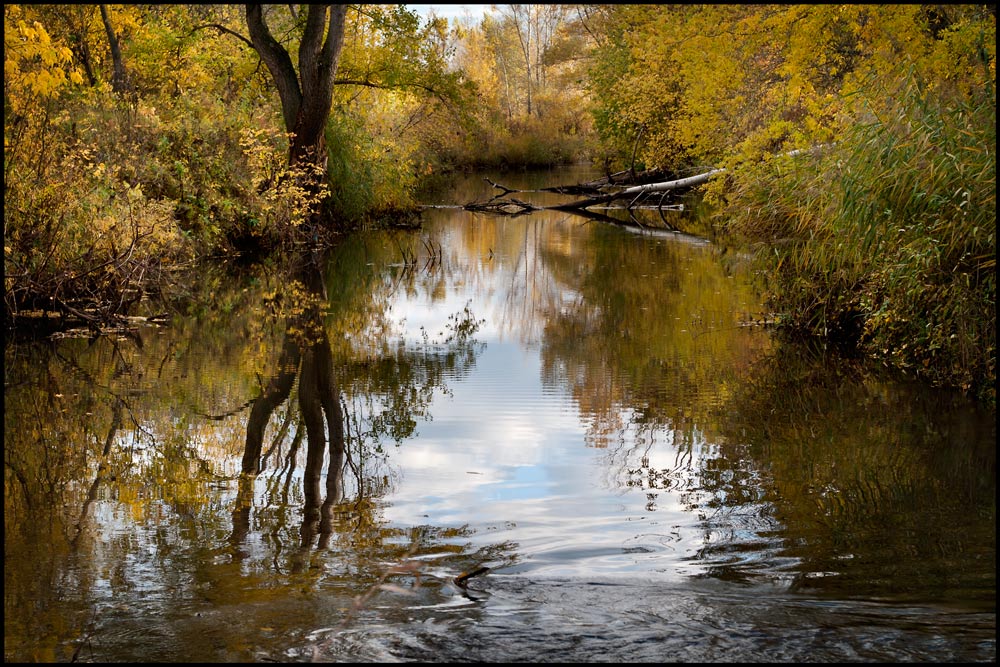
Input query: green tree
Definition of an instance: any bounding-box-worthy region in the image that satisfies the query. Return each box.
[246,4,347,170]
[244,4,475,226]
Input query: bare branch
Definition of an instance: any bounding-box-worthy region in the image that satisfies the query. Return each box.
[190,23,254,49]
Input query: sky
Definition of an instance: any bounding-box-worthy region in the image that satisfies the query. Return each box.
[406,4,496,24]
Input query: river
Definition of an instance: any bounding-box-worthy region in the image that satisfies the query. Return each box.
[4,166,995,662]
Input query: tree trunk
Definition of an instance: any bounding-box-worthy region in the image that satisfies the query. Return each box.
[99,5,129,94]
[245,4,348,169]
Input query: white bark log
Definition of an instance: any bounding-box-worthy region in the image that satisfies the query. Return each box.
[552,168,725,211]
[614,168,726,197]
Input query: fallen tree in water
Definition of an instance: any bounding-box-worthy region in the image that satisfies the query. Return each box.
[549,168,725,211]
[467,167,725,216]
[505,166,680,196]
[469,147,837,215]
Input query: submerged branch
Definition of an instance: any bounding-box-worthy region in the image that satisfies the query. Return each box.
[463,197,543,216]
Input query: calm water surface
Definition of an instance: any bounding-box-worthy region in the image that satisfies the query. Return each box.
[4,168,995,662]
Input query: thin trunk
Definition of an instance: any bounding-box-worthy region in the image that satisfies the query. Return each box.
[501,56,514,119]
[75,8,98,87]
[99,5,129,94]
[509,5,534,117]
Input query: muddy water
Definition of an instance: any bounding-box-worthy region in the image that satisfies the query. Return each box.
[4,167,994,662]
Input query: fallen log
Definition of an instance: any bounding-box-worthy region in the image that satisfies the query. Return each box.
[481,145,833,211]
[542,166,677,195]
[466,145,835,219]
[476,167,723,213]
[484,166,680,197]
[549,168,726,211]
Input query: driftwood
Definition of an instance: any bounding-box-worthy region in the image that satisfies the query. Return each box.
[462,182,546,216]
[467,168,724,218]
[550,168,725,211]
[463,196,542,216]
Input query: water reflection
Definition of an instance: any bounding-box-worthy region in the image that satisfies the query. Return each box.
[4,168,995,662]
[226,256,345,559]
[3,237,515,661]
[709,341,996,603]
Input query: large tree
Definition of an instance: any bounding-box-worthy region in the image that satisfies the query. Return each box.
[245,4,347,169]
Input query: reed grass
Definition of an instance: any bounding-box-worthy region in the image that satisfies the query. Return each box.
[723,72,995,402]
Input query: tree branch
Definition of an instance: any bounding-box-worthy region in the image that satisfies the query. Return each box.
[190,23,255,49]
[246,4,302,132]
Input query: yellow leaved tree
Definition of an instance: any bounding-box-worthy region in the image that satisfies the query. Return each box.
[4,6,83,179]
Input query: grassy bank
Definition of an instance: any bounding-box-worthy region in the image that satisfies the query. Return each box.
[721,74,995,403]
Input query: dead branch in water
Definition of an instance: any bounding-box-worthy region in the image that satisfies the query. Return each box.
[466,168,722,218]
[550,169,726,211]
[463,196,543,216]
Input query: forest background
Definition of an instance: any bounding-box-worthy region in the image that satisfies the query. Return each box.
[3,4,995,402]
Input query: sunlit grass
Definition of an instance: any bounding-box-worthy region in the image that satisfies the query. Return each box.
[722,72,995,402]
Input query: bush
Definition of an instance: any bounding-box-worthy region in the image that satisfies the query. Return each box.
[324,107,420,226]
[722,73,995,401]
[4,103,195,320]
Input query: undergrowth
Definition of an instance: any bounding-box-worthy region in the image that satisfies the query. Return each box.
[721,72,995,403]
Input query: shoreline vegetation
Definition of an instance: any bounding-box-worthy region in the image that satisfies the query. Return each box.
[4,5,995,403]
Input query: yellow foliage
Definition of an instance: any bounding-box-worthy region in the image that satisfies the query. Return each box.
[590,4,995,171]
[4,9,82,113]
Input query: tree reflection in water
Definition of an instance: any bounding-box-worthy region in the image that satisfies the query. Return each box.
[229,257,347,558]
[226,247,492,566]
[4,188,994,662]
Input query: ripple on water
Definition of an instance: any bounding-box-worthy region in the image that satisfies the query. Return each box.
[310,576,996,663]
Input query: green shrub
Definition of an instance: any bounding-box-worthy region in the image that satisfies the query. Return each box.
[723,72,995,401]
[324,108,419,226]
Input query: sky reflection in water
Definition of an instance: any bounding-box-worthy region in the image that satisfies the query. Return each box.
[372,210,770,583]
[4,170,993,663]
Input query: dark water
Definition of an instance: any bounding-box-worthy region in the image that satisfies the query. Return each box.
[4,167,995,662]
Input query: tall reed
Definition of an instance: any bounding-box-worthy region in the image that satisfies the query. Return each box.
[723,72,995,402]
